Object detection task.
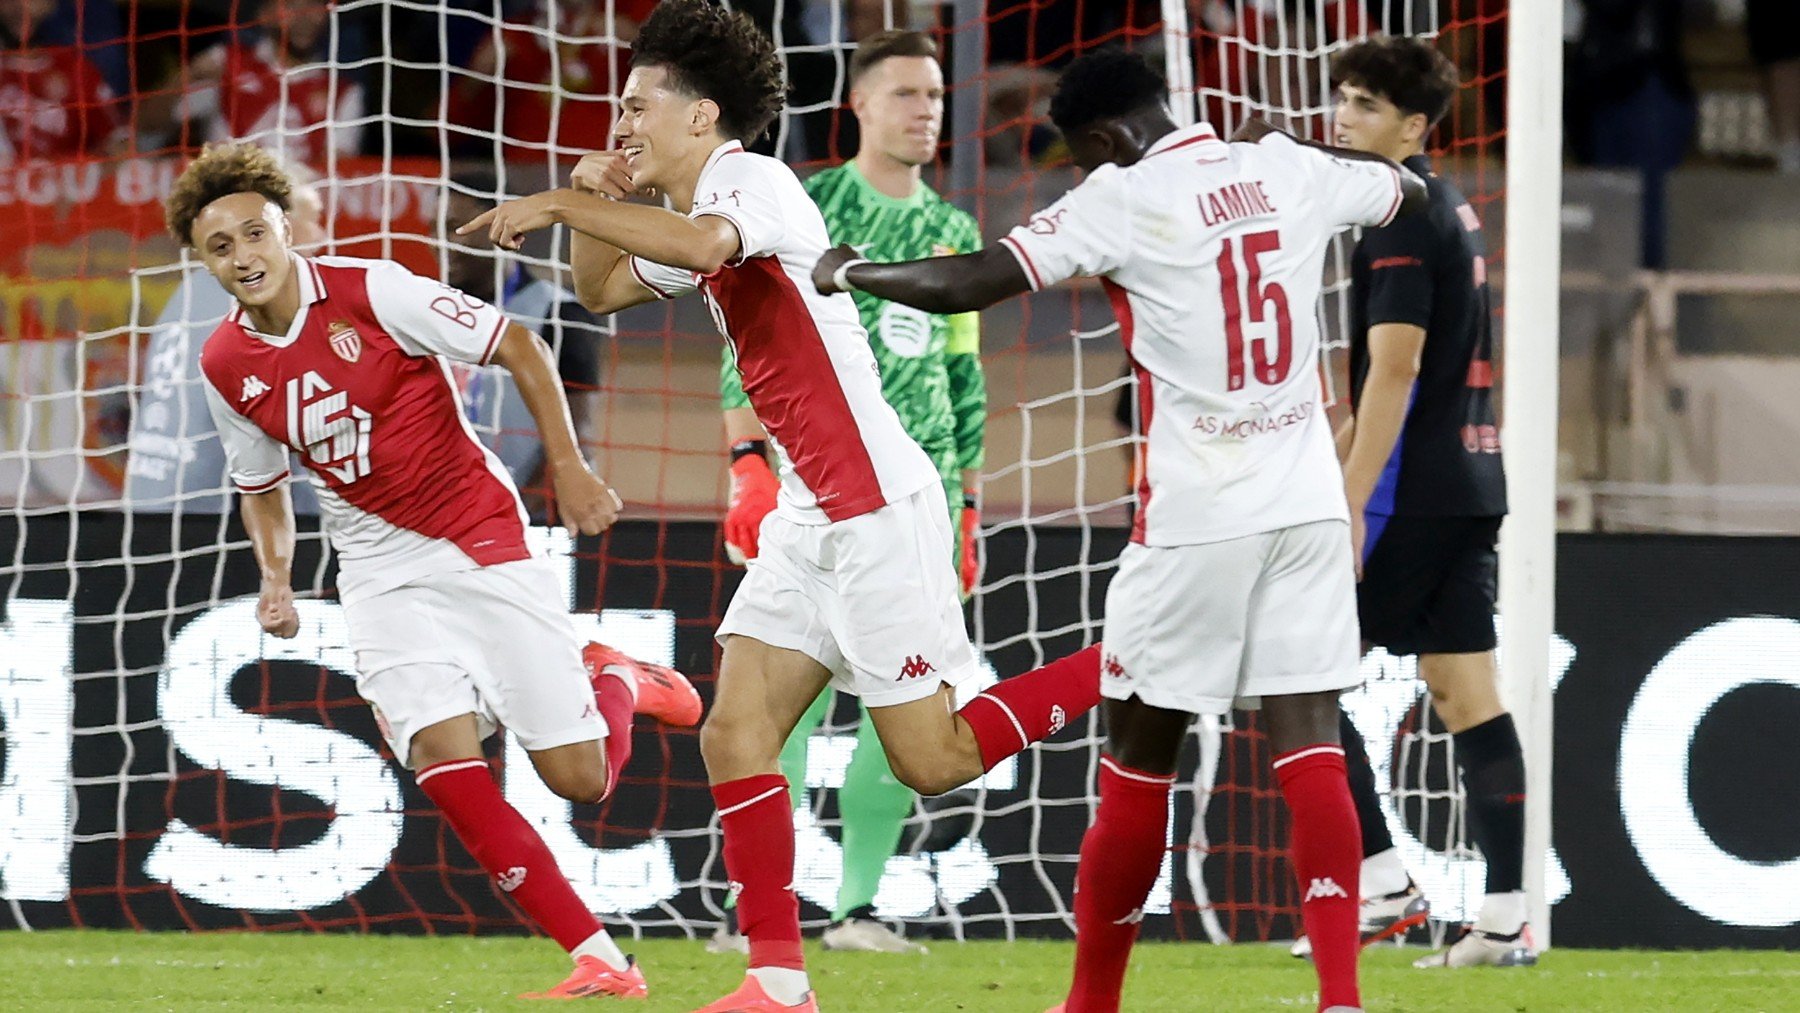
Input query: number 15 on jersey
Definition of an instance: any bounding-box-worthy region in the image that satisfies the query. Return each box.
[1216,230,1294,391]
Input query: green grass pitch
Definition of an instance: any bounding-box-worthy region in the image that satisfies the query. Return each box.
[6,930,1798,1011]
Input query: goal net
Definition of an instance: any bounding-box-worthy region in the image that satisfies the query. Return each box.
[0,0,1541,946]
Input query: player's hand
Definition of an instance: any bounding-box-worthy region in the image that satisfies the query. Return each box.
[959,493,982,598]
[552,464,624,536]
[724,453,779,564]
[1231,118,1282,143]
[813,243,860,295]
[257,580,299,639]
[456,190,565,252]
[1349,508,1366,582]
[570,150,655,201]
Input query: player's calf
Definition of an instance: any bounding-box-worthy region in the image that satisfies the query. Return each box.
[872,645,1104,796]
[529,739,612,804]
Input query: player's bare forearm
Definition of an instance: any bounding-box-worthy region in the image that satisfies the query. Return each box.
[1342,323,1426,508]
[815,245,1031,315]
[1233,118,1429,218]
[554,191,739,273]
[241,487,300,638]
[239,487,295,585]
[492,322,621,534]
[724,406,767,444]
[459,189,739,276]
[569,231,640,314]
[491,323,585,473]
[1334,416,1356,466]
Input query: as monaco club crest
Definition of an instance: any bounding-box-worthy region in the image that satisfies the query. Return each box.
[326,320,362,363]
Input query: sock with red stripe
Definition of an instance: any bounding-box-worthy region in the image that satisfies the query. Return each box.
[1064,755,1174,1013]
[1452,713,1527,900]
[712,773,808,998]
[416,759,619,965]
[1273,744,1362,1012]
[591,669,636,799]
[960,645,1102,771]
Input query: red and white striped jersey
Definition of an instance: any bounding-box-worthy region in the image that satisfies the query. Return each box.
[631,140,939,524]
[1000,124,1403,546]
[199,255,532,605]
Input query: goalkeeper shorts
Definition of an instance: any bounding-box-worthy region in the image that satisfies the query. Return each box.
[717,482,980,708]
[345,556,605,767]
[1099,519,1361,716]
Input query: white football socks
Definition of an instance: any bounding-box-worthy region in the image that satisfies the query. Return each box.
[749,966,812,1006]
[1361,847,1411,899]
[1475,891,1528,935]
[571,927,630,971]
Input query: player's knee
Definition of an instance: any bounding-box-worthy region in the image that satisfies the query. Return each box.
[699,710,775,779]
[545,766,609,805]
[887,752,966,797]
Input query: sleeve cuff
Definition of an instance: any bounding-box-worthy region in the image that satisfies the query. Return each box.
[1379,164,1404,226]
[629,257,676,300]
[998,235,1044,291]
[478,316,508,365]
[694,209,754,270]
[234,471,290,494]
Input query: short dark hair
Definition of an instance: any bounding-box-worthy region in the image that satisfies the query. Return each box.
[850,30,938,86]
[1331,36,1459,127]
[165,142,293,245]
[1048,49,1168,137]
[630,0,786,144]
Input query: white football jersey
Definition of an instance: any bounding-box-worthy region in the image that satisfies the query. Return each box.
[999,123,1404,546]
[631,140,940,525]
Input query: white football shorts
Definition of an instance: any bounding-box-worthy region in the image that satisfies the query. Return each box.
[1099,519,1361,715]
[718,482,979,708]
[344,556,604,768]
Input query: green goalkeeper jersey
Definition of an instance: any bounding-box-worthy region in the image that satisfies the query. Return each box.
[721,161,986,486]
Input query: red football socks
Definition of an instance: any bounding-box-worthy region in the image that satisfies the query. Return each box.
[961,645,1103,771]
[1065,755,1174,1013]
[1273,744,1363,1012]
[713,773,804,971]
[416,759,601,953]
[591,671,635,800]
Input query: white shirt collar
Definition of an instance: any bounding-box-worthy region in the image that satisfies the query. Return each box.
[1143,122,1223,159]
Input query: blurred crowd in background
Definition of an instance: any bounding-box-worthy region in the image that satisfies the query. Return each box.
[4,2,1791,203]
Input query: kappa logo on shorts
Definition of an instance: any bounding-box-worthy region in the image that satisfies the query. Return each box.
[898,655,937,680]
[1049,704,1067,734]
[497,866,528,892]
[1102,653,1127,680]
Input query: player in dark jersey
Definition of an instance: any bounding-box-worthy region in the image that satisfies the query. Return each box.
[1325,36,1533,969]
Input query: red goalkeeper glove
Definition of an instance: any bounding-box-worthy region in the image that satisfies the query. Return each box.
[724,442,778,565]
[959,492,981,598]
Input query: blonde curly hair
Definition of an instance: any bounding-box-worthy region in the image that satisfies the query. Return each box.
[164,142,295,247]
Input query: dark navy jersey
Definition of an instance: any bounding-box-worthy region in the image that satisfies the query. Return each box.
[1349,154,1507,518]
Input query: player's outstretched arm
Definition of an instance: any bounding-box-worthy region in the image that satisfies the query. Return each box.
[1234,117,1430,219]
[240,487,299,639]
[813,243,1030,315]
[489,321,623,536]
[457,188,741,275]
[568,150,663,315]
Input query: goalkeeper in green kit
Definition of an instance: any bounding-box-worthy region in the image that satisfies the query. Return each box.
[715,29,986,955]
